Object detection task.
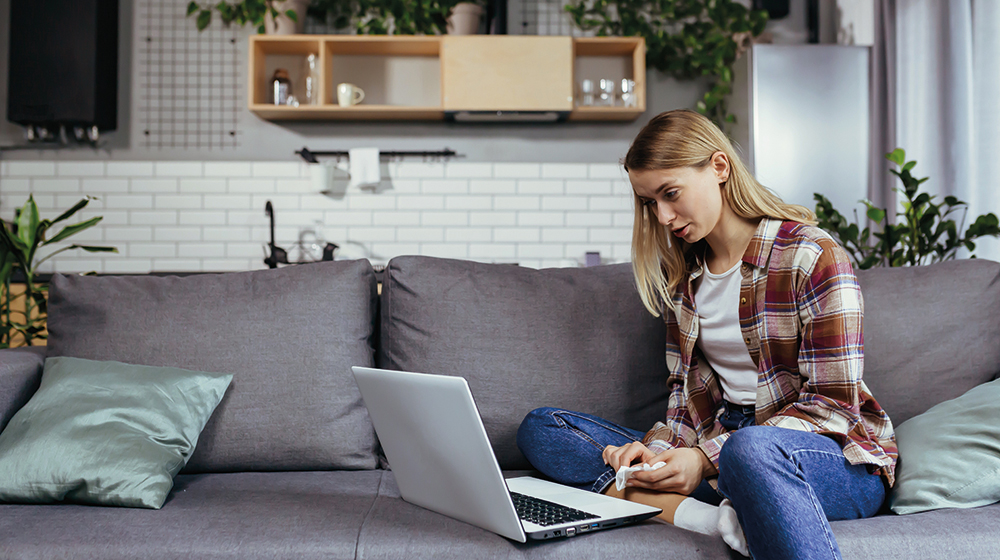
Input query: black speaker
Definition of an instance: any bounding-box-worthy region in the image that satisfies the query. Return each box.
[7,0,119,132]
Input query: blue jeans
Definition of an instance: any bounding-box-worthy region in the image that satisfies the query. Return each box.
[516,406,885,560]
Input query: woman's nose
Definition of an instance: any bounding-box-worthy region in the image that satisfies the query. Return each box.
[656,205,674,227]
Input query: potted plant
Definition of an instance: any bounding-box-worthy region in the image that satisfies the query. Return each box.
[446,1,484,35]
[187,0,310,34]
[814,148,1000,269]
[0,196,117,348]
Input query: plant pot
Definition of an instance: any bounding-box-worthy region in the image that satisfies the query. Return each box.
[265,0,310,35]
[446,2,484,35]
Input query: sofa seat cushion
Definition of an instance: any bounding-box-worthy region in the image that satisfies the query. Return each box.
[355,470,732,560]
[0,471,383,560]
[833,503,1000,559]
[378,256,670,469]
[45,260,380,472]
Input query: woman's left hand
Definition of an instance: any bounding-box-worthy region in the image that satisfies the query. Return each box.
[625,447,714,495]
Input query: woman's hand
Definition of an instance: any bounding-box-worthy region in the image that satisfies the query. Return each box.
[602,441,656,471]
[625,447,713,495]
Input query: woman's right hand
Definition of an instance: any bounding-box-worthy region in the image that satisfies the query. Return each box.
[602,441,656,471]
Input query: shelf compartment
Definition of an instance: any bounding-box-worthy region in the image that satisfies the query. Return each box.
[323,37,442,109]
[441,36,574,112]
[572,37,645,112]
[250,37,323,106]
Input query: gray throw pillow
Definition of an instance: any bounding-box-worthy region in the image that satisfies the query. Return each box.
[0,357,232,509]
[888,377,1000,514]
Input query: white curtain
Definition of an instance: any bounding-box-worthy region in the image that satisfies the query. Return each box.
[896,0,1000,261]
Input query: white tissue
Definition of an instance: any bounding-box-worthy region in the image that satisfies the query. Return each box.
[348,147,381,189]
[615,461,666,491]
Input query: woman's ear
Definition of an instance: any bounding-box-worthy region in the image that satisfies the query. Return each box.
[712,151,730,183]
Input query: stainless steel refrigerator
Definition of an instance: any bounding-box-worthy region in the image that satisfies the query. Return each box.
[730,44,871,220]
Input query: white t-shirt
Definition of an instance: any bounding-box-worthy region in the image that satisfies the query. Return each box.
[693,260,758,406]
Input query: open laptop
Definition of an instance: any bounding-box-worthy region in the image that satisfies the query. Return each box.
[351,366,662,542]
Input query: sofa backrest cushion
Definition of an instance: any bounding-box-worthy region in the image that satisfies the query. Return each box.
[46,260,380,473]
[0,347,46,434]
[378,256,670,470]
[856,259,1000,425]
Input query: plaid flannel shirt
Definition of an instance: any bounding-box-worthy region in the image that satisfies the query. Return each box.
[641,218,898,486]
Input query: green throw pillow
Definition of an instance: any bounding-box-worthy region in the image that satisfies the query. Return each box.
[889,377,1000,514]
[0,356,232,509]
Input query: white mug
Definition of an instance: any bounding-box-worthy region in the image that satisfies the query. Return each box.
[337,83,365,107]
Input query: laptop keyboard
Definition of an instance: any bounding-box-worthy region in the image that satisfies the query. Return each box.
[510,492,600,527]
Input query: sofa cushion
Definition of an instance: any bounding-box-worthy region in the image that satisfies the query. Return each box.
[355,470,732,560]
[855,259,1000,424]
[378,256,669,469]
[0,357,231,509]
[46,260,380,473]
[833,503,1000,559]
[0,346,45,432]
[0,471,383,560]
[887,377,1000,514]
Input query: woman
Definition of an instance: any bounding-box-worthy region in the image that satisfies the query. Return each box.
[516,109,897,559]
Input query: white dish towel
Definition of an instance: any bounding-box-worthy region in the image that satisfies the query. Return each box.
[348,147,381,189]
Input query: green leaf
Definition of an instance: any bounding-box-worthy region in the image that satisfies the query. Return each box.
[197,9,212,30]
[44,217,103,246]
[187,1,199,15]
[902,160,916,172]
[866,206,886,223]
[285,9,298,21]
[886,148,906,166]
[49,197,93,228]
[15,197,39,251]
[74,245,119,253]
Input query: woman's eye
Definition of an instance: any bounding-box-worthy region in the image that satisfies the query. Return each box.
[665,190,678,199]
[643,199,656,207]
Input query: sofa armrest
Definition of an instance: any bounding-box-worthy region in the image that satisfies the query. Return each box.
[0,347,46,431]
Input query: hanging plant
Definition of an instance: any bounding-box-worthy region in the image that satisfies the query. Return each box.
[187,0,300,33]
[564,0,768,130]
[309,0,460,35]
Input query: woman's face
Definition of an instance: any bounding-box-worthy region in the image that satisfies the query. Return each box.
[628,153,730,244]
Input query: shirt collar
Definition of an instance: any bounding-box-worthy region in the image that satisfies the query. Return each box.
[742,217,783,269]
[688,217,783,278]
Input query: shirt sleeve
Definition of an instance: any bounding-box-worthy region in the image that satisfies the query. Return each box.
[760,238,865,440]
[641,315,701,453]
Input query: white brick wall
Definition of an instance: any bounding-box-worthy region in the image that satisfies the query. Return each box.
[0,160,635,273]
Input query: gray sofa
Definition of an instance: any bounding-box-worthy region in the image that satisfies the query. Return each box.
[1,255,999,559]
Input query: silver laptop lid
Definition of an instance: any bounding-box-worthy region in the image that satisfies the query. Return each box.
[351,366,527,542]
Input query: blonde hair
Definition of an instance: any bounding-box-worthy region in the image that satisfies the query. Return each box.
[624,110,816,317]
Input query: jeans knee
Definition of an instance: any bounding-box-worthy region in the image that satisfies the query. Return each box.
[517,407,560,454]
[719,426,784,487]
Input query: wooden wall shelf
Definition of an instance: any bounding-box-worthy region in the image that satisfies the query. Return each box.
[248,35,645,122]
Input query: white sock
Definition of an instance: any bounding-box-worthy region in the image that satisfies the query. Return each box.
[718,499,749,557]
[671,497,749,557]
[672,497,721,536]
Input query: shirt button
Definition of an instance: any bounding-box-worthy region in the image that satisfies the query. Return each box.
[745,337,751,344]
[740,297,747,304]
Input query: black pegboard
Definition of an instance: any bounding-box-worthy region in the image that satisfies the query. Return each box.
[137,0,242,149]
